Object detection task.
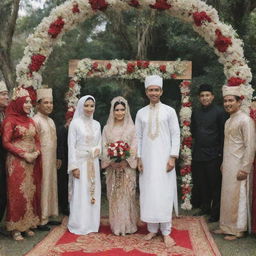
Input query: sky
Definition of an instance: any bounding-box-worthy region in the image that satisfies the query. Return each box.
[19,0,45,16]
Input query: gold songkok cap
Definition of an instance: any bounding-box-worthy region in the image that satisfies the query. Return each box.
[222,85,241,97]
[0,81,8,93]
[12,87,29,100]
[37,87,53,101]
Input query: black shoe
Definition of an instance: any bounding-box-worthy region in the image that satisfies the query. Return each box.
[0,227,9,237]
[37,225,50,231]
[48,221,61,225]
[208,216,219,223]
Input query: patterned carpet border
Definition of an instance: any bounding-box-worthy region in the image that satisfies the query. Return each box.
[24,216,221,256]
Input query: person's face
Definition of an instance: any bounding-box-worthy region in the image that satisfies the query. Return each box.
[199,91,214,107]
[0,91,9,109]
[83,99,95,117]
[146,85,163,104]
[114,103,126,122]
[23,97,32,114]
[223,95,241,114]
[37,97,53,116]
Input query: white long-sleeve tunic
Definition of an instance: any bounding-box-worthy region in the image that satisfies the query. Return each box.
[135,102,180,223]
[67,117,101,235]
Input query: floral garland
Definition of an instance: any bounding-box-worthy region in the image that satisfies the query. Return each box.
[16,0,254,209]
[16,0,253,111]
[179,80,193,210]
[65,58,186,107]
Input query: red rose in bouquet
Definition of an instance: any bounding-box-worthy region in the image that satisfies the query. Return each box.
[107,140,131,163]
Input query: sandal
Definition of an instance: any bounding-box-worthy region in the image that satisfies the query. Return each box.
[25,229,35,237]
[212,229,225,235]
[224,235,237,241]
[12,231,24,241]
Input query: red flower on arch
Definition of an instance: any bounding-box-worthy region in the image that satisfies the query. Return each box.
[129,0,140,8]
[48,17,65,38]
[72,4,80,13]
[127,62,136,73]
[150,0,171,10]
[193,11,211,26]
[214,29,232,52]
[89,0,108,11]
[28,54,46,72]
[227,77,246,87]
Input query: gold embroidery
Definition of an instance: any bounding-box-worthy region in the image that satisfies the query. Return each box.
[6,123,40,232]
[147,103,160,140]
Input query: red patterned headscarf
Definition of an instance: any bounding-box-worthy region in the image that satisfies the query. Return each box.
[5,96,31,124]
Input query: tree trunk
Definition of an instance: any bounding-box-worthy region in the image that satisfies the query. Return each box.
[0,0,20,90]
[0,49,15,90]
[136,11,155,59]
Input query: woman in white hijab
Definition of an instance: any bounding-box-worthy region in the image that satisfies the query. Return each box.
[67,95,101,235]
[102,96,138,236]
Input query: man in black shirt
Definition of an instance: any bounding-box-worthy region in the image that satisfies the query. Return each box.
[191,84,227,222]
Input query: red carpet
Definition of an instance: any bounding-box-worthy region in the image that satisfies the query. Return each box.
[25,217,220,256]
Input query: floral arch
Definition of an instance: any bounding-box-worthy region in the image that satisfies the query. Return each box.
[16,0,253,209]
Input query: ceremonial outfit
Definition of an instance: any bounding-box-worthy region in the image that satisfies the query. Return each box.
[102,96,138,236]
[2,90,41,232]
[248,105,256,234]
[135,101,180,235]
[191,103,226,218]
[220,110,255,236]
[68,96,101,235]
[33,88,58,225]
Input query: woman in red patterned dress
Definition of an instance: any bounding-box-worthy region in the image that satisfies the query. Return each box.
[2,88,41,241]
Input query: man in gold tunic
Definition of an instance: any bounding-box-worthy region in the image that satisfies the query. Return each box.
[33,88,59,230]
[214,85,256,240]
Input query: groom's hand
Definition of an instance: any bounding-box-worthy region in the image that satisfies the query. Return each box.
[167,157,176,172]
[137,158,143,172]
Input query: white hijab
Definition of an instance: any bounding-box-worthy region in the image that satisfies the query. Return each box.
[73,95,95,121]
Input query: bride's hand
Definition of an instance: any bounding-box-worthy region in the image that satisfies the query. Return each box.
[110,162,122,170]
[72,169,80,179]
[120,160,128,169]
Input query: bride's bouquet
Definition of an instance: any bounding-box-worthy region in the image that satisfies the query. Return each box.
[107,140,131,163]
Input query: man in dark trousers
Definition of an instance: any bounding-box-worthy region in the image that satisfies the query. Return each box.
[191,84,227,222]
[57,109,74,216]
[0,81,9,228]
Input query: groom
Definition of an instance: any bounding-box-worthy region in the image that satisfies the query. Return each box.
[135,75,180,247]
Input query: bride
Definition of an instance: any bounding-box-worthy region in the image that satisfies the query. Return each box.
[102,96,138,236]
